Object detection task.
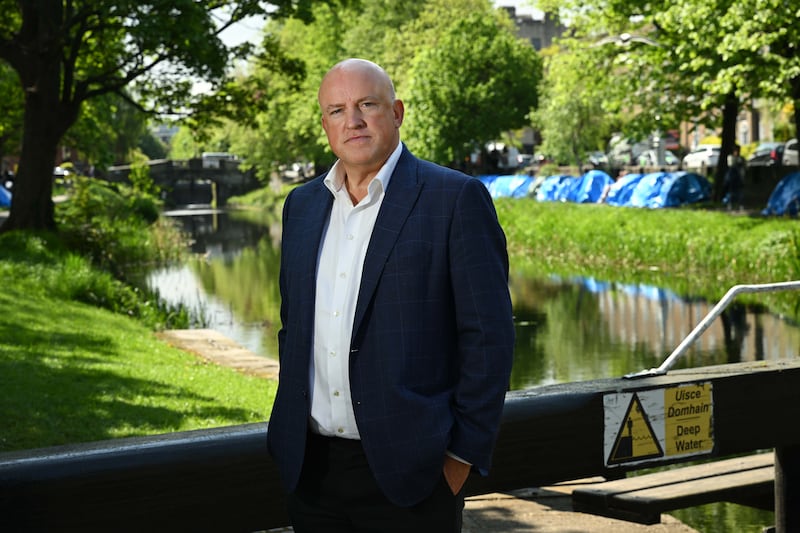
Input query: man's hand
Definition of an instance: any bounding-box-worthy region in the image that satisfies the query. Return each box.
[442,455,471,495]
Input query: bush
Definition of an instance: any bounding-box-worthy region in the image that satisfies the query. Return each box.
[56,176,185,279]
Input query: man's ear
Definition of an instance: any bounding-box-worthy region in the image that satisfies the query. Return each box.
[393,99,405,128]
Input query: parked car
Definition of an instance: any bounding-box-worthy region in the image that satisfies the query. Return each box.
[637,149,680,167]
[588,151,608,167]
[747,142,784,167]
[516,153,534,168]
[682,145,721,171]
[783,139,799,166]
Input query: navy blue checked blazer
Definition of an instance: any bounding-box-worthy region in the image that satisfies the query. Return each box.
[266,146,515,507]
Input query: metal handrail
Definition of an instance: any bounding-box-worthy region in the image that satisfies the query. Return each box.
[625,280,800,379]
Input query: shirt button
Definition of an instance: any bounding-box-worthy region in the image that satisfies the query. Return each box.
[333,390,340,397]
[346,234,354,240]
[329,350,336,357]
[337,427,344,434]
[339,272,346,278]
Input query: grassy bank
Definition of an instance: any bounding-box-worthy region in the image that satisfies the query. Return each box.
[0,179,277,453]
[496,199,800,318]
[0,281,274,452]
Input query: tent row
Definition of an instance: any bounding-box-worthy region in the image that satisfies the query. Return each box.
[478,170,712,208]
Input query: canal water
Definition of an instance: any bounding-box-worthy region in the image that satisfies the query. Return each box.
[148,210,798,532]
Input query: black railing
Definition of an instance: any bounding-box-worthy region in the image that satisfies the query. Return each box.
[2,359,800,532]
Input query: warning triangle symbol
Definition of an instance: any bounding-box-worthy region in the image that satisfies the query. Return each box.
[608,392,664,464]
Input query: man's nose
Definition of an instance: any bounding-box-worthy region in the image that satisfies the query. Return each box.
[346,107,366,127]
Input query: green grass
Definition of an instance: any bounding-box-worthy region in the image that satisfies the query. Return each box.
[0,281,275,452]
[495,199,800,318]
[0,181,277,453]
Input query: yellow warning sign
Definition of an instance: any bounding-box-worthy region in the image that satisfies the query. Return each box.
[607,392,664,464]
[603,383,714,467]
[664,383,713,455]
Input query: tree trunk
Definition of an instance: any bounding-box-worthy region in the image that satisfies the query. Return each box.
[714,92,739,203]
[791,75,800,150]
[0,5,74,234]
[1,108,60,232]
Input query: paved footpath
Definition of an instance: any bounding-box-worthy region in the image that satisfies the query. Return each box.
[460,487,697,532]
[161,329,699,533]
[261,487,698,533]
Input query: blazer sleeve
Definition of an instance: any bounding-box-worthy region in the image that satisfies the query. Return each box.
[446,177,515,474]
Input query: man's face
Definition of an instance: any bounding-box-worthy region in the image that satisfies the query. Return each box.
[318,65,404,176]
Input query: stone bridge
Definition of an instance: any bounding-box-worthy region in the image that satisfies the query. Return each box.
[106,158,262,206]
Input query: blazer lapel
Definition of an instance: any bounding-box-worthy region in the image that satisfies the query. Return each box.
[292,179,333,338]
[352,148,422,336]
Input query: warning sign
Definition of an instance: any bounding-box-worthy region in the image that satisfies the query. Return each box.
[603,383,714,467]
[664,382,714,456]
[607,393,663,464]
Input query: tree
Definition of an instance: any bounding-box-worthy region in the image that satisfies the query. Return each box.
[221,0,541,175]
[0,0,344,233]
[0,62,23,174]
[716,0,800,140]
[168,126,201,161]
[535,0,800,198]
[531,44,619,169]
[403,10,542,166]
[64,93,154,169]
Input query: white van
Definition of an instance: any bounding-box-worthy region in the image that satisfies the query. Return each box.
[782,139,798,166]
[201,152,238,169]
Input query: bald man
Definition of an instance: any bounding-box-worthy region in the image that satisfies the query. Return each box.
[267,58,514,532]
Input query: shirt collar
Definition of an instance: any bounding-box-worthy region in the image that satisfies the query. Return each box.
[324,141,403,197]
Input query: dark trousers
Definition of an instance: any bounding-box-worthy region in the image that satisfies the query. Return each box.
[287,432,464,533]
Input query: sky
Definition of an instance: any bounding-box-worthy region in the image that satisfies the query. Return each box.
[217,15,265,48]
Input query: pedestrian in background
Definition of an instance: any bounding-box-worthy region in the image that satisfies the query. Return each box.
[724,144,745,210]
[266,58,515,532]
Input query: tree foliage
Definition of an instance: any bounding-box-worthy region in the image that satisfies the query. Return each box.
[531,45,619,168]
[0,0,346,232]
[0,62,23,171]
[716,0,800,138]
[534,0,799,196]
[404,11,542,165]
[221,0,542,177]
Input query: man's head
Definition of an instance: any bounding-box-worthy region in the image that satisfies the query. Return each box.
[318,59,404,180]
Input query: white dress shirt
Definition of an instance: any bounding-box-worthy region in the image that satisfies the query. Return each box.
[309,142,403,439]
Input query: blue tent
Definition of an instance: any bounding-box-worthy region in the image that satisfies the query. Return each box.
[565,170,614,203]
[604,173,644,206]
[626,171,711,208]
[763,172,800,216]
[484,169,710,208]
[477,174,536,198]
[0,185,10,208]
[535,171,614,203]
[536,175,577,202]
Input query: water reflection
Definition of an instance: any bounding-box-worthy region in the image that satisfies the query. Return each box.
[509,274,800,389]
[148,211,800,392]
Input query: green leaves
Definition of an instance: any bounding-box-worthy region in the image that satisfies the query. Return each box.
[218,0,542,169]
[404,11,541,163]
